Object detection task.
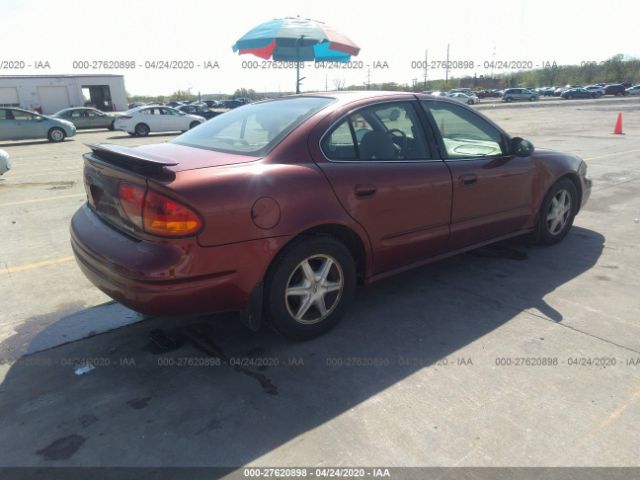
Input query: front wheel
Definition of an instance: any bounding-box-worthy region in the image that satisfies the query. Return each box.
[537,178,578,245]
[189,121,200,129]
[265,236,356,340]
[47,127,66,142]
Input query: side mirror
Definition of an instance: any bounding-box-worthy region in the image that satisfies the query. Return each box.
[510,137,534,157]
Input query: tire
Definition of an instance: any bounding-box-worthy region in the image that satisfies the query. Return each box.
[108,121,115,131]
[134,123,150,136]
[505,97,513,103]
[47,127,66,142]
[265,235,356,340]
[537,178,578,245]
[529,96,535,101]
[467,99,474,105]
[189,121,200,129]
[567,95,573,100]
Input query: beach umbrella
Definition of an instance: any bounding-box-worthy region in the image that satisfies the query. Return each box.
[232,17,360,93]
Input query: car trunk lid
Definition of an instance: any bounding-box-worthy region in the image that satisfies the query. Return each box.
[130,142,259,172]
[83,143,258,237]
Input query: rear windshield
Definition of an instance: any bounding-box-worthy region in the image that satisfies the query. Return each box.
[172,97,333,156]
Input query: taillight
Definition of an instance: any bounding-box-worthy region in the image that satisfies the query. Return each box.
[118,182,202,236]
[118,183,145,229]
[143,190,202,236]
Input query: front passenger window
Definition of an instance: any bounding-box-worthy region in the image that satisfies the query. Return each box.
[422,101,504,158]
[321,102,430,161]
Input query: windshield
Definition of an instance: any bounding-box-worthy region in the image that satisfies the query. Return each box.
[173,97,333,156]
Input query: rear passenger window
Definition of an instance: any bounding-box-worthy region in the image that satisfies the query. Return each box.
[322,121,357,160]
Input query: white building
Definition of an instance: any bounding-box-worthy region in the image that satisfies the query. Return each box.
[0,75,127,114]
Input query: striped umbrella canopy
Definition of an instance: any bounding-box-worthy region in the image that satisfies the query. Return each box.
[232,17,360,92]
[233,17,359,62]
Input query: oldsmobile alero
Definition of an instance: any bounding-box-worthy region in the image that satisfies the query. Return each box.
[71,91,592,339]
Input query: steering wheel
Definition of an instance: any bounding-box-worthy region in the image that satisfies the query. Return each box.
[387,128,407,152]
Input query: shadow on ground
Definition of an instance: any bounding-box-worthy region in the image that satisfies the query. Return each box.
[0,227,604,468]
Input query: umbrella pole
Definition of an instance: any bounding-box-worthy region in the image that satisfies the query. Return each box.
[296,38,300,94]
[295,35,304,94]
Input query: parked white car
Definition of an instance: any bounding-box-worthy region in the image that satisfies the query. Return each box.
[0,149,11,176]
[447,92,480,105]
[626,85,640,96]
[114,105,206,136]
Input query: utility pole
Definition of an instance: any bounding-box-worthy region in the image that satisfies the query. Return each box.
[325,74,328,92]
[366,67,371,90]
[445,44,450,87]
[423,49,428,90]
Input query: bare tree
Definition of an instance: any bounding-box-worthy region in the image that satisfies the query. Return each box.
[332,78,346,91]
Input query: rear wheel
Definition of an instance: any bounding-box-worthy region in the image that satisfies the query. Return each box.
[505,97,513,102]
[134,123,150,136]
[537,178,578,245]
[265,236,356,340]
[47,127,65,142]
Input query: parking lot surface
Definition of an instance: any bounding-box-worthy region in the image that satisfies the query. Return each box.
[0,98,639,469]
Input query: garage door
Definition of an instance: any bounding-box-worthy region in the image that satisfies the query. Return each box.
[0,87,19,106]
[37,86,70,114]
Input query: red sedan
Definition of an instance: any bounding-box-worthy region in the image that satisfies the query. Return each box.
[71,91,591,339]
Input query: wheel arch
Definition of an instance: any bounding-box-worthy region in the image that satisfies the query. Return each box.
[268,223,368,285]
[558,172,583,212]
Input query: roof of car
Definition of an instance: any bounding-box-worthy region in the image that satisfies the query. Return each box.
[57,107,96,112]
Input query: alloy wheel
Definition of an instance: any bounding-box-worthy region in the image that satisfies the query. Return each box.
[546,189,572,235]
[285,254,344,324]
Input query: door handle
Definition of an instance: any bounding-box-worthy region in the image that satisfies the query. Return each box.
[354,184,377,197]
[459,174,478,186]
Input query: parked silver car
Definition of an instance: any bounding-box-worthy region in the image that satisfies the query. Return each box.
[502,88,540,102]
[53,107,116,130]
[626,85,640,96]
[0,108,76,142]
[0,149,10,175]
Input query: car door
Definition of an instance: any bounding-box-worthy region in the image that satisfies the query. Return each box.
[85,109,103,128]
[139,107,160,131]
[312,100,453,275]
[11,109,47,139]
[69,109,88,128]
[421,100,535,250]
[159,107,182,131]
[0,109,18,140]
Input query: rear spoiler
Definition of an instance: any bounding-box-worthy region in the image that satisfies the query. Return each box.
[86,144,178,172]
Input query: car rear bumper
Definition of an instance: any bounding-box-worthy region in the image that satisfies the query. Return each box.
[70,204,282,317]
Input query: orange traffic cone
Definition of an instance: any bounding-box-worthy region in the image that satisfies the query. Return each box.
[613,112,624,135]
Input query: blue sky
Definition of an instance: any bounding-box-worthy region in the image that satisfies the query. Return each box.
[2,0,638,95]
